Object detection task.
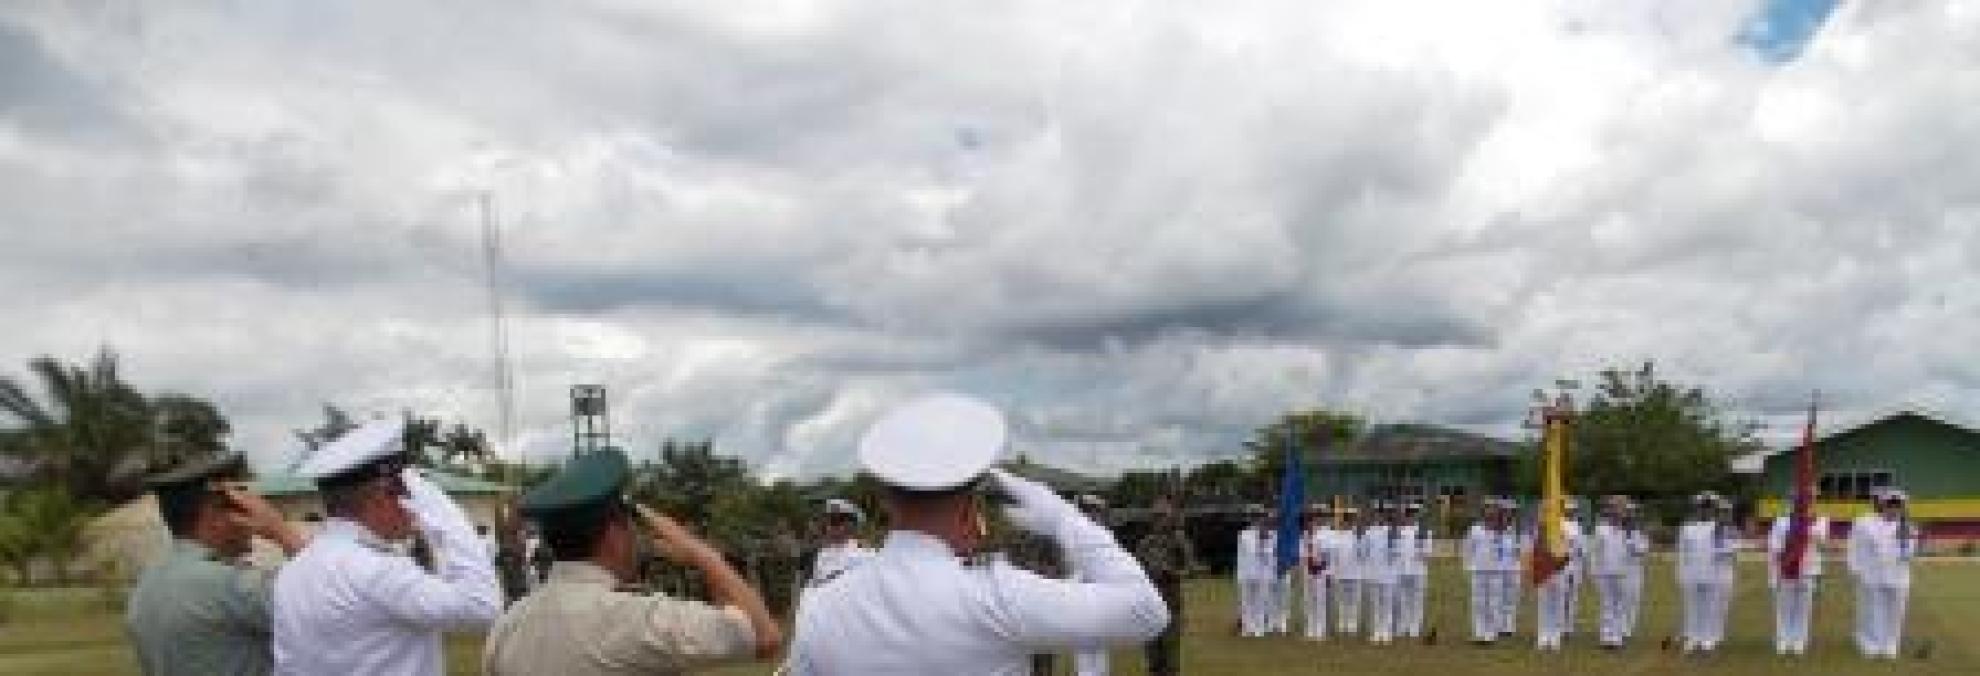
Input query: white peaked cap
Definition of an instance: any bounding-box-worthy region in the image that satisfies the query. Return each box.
[858,393,1008,491]
[297,419,407,480]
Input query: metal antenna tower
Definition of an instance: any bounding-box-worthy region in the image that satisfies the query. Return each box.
[479,193,517,460]
[570,384,611,456]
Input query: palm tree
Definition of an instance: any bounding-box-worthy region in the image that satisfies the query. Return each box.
[0,349,232,504]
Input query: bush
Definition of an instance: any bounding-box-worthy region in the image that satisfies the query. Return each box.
[95,584,126,614]
[0,588,16,625]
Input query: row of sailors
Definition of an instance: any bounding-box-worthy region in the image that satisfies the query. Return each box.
[1233,490,1921,660]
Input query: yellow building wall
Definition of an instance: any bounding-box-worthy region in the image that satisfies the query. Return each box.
[1759,497,1980,520]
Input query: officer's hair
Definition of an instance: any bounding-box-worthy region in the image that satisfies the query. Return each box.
[157,486,216,538]
[542,501,629,561]
[320,481,372,517]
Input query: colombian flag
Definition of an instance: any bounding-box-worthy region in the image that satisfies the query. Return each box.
[1779,396,1819,580]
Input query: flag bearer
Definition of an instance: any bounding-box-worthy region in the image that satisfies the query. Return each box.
[1533,499,1584,651]
[1769,498,1829,656]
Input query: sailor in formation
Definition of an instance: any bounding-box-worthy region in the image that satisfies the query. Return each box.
[1330,506,1367,637]
[1590,495,1648,650]
[1675,492,1738,654]
[1463,498,1521,644]
[1361,502,1400,645]
[1848,487,1919,660]
[1393,501,1433,641]
[1234,507,1277,637]
[271,419,502,675]
[1560,498,1588,638]
[785,394,1168,674]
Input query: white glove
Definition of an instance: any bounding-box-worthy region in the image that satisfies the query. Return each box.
[988,469,1084,541]
[401,469,473,535]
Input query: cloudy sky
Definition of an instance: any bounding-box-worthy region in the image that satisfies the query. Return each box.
[3,1,1975,478]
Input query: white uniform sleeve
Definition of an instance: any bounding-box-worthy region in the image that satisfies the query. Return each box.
[1846,518,1869,577]
[368,472,502,629]
[992,516,1168,649]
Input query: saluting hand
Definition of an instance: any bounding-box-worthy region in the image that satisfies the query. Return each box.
[218,483,307,555]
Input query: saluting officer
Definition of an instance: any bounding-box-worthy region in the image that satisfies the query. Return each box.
[1848,487,1919,660]
[785,394,1168,674]
[483,448,781,675]
[271,420,502,675]
[126,453,307,676]
[1235,506,1275,638]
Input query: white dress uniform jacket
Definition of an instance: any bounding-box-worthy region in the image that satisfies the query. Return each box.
[1235,527,1275,582]
[1676,521,1737,585]
[810,542,875,587]
[787,524,1167,675]
[273,474,502,675]
[1848,515,1917,588]
[1767,516,1830,585]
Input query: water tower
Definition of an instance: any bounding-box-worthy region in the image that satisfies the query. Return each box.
[570,384,611,457]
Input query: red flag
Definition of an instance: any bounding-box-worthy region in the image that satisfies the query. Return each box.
[1779,395,1818,581]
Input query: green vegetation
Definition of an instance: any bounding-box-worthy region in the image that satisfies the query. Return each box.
[5,560,1975,675]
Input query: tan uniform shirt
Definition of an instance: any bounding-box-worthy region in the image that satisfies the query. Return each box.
[483,561,755,675]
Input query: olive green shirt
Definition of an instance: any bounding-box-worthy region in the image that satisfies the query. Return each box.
[124,540,277,676]
[1135,528,1197,580]
[483,562,756,676]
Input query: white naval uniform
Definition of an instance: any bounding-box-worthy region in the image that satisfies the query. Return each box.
[1768,516,1829,654]
[786,528,1168,675]
[1589,520,1648,646]
[272,474,502,675]
[1560,519,1587,636]
[1234,526,1276,637]
[1847,514,1918,659]
[1393,524,1432,639]
[1462,524,1521,641]
[1676,520,1738,651]
[1360,525,1399,644]
[1534,519,1585,649]
[1329,528,1366,635]
[1299,527,1333,639]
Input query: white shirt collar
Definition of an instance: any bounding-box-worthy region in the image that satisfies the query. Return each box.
[880,530,961,560]
[320,517,401,552]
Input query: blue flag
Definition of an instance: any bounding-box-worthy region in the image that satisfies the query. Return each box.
[1275,435,1305,576]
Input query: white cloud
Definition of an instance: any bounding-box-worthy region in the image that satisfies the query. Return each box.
[2,0,1976,477]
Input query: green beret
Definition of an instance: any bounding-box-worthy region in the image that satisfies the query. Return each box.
[145,452,248,491]
[520,448,630,519]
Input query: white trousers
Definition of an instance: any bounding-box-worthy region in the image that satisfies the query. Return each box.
[1334,578,1364,634]
[1773,577,1816,652]
[1273,574,1292,632]
[1563,569,1583,635]
[1855,582,1909,657]
[1366,580,1397,642]
[1073,649,1107,676]
[1396,573,1427,637]
[1681,581,1732,648]
[1302,572,1330,638]
[1595,573,1642,645]
[1536,574,1571,647]
[1499,573,1521,635]
[1469,572,1518,640]
[1239,578,1273,636]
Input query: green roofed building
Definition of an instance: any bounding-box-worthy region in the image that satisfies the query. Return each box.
[1302,422,1521,514]
[1758,410,1980,539]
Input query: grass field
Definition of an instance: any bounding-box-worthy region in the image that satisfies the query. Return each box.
[3,560,1974,675]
